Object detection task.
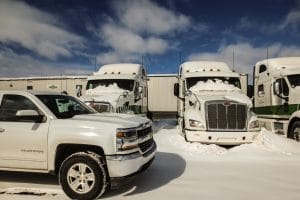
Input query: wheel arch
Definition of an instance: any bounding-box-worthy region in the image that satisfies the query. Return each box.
[53,143,106,175]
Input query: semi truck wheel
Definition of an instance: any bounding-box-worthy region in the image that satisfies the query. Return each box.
[289,121,300,142]
[59,152,107,200]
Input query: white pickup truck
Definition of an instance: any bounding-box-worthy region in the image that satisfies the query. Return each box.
[0,91,156,200]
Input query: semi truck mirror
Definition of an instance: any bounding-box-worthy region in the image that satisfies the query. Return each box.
[174,83,179,97]
[258,91,265,97]
[273,82,280,95]
[138,86,143,93]
[185,90,192,97]
[122,91,129,97]
[247,85,253,98]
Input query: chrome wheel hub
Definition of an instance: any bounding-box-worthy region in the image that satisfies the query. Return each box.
[67,163,95,194]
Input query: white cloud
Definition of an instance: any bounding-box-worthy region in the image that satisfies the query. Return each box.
[0,0,84,60]
[279,9,300,30]
[235,17,257,30]
[96,51,139,65]
[92,0,197,65]
[112,0,191,35]
[100,24,168,55]
[234,6,300,34]
[0,47,93,77]
[188,43,300,82]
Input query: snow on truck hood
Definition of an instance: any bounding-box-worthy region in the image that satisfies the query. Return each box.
[190,80,252,106]
[72,113,149,128]
[82,83,128,104]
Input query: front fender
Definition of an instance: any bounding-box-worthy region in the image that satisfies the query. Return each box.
[47,120,118,171]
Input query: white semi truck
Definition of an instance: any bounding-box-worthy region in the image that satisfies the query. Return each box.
[81,64,148,116]
[81,64,178,119]
[174,61,260,145]
[0,91,156,200]
[253,57,300,141]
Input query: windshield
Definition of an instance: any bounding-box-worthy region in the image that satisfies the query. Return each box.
[186,77,241,89]
[87,79,135,91]
[36,95,96,119]
[287,74,300,87]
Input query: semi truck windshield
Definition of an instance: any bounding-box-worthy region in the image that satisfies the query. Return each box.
[87,79,135,91]
[288,75,300,87]
[186,77,241,89]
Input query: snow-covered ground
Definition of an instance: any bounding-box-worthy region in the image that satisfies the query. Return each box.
[1,119,300,200]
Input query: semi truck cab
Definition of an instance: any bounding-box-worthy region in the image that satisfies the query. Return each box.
[175,61,260,145]
[253,57,300,141]
[81,64,148,116]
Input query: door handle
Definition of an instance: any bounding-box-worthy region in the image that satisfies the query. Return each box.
[0,128,5,132]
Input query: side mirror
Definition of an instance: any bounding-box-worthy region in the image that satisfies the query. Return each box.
[16,110,39,116]
[122,91,129,97]
[138,86,143,93]
[273,82,280,95]
[258,91,265,97]
[174,83,179,97]
[247,85,253,98]
[16,110,45,123]
[185,90,192,97]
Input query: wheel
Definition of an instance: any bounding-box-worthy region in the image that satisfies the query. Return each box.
[289,121,300,142]
[59,152,107,200]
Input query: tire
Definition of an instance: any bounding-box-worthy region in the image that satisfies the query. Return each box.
[59,152,107,200]
[289,121,300,142]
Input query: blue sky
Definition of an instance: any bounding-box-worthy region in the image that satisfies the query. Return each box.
[0,0,299,78]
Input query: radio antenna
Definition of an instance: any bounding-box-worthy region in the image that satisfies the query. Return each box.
[94,56,97,72]
[232,51,235,72]
[179,51,182,65]
[267,47,269,66]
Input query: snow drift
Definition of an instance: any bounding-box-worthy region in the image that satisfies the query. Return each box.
[1,120,300,200]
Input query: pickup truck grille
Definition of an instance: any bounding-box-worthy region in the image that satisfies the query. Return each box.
[139,138,154,153]
[137,126,152,138]
[93,102,110,113]
[206,100,247,131]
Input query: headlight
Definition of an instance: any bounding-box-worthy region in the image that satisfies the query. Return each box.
[189,119,205,129]
[116,128,138,152]
[85,101,94,107]
[249,120,260,129]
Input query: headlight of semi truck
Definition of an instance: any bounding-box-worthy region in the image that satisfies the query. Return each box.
[116,128,138,152]
[249,120,260,129]
[189,119,205,129]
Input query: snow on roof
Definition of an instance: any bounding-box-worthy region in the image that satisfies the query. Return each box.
[256,57,300,72]
[180,61,232,74]
[190,79,241,92]
[0,76,88,81]
[95,63,144,75]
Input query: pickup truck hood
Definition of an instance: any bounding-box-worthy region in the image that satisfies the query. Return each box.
[192,91,252,107]
[72,113,149,128]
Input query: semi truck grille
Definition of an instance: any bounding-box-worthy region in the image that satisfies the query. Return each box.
[93,102,110,113]
[139,138,154,153]
[206,101,247,131]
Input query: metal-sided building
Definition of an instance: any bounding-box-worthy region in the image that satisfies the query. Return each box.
[0,74,179,118]
[0,76,88,97]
